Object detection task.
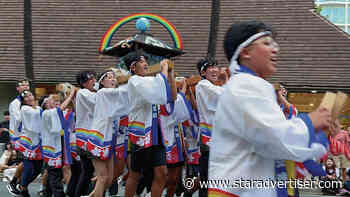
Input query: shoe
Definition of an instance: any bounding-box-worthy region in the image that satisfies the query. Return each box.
[6,182,20,196]
[337,188,350,196]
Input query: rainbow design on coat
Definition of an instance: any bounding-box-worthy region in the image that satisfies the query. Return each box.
[98,13,184,53]
[200,122,212,145]
[208,189,239,197]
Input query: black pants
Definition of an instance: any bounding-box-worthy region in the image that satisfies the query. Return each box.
[199,150,209,197]
[46,167,65,197]
[21,159,43,187]
[66,160,81,197]
[136,167,153,195]
[74,154,94,197]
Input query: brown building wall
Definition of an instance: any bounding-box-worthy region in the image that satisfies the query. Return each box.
[0,0,25,81]
[0,0,350,91]
[31,0,212,83]
[216,0,350,90]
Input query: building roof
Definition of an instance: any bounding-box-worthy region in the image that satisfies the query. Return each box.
[0,0,349,91]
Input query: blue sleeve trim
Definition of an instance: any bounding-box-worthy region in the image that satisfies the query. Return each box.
[16,95,23,102]
[303,160,327,176]
[298,113,316,147]
[159,73,172,104]
[159,73,174,115]
[178,92,195,123]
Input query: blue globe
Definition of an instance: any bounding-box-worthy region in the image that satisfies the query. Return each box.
[136,18,151,32]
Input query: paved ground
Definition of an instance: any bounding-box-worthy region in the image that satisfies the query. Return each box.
[0,181,339,197]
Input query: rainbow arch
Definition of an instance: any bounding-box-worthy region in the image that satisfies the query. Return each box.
[98,13,184,53]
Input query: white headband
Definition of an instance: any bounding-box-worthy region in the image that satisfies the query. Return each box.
[98,71,114,84]
[129,56,146,71]
[229,31,272,74]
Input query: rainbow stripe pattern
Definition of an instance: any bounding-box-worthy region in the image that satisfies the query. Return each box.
[200,122,212,145]
[208,189,239,197]
[98,13,184,53]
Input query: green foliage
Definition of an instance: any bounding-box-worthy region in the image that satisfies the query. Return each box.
[315,5,323,15]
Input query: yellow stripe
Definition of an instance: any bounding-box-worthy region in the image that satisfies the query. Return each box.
[285,160,296,196]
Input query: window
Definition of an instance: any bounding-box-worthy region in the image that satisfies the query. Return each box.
[317,0,348,2]
[321,5,346,24]
[338,25,346,31]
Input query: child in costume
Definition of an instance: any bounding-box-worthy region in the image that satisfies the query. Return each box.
[195,58,225,197]
[7,79,29,195]
[16,91,43,197]
[87,70,130,197]
[40,88,76,197]
[75,70,97,197]
[124,55,177,197]
[208,21,331,197]
[161,79,194,197]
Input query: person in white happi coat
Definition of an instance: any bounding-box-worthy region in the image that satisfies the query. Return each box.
[40,87,76,197]
[87,70,129,197]
[124,55,177,197]
[160,80,193,197]
[74,70,97,197]
[195,58,226,197]
[7,78,30,195]
[208,21,331,197]
[16,91,43,197]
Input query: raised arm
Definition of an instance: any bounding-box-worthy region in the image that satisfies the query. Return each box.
[60,87,76,111]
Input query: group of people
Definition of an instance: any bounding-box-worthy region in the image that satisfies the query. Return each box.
[5,20,336,197]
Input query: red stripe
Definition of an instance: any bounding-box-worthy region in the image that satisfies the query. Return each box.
[120,116,128,126]
[208,188,239,197]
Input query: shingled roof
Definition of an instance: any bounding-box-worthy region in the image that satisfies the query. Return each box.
[30,0,212,83]
[0,0,349,91]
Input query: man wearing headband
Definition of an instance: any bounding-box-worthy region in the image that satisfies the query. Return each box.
[124,54,177,197]
[7,78,30,195]
[40,89,76,197]
[86,70,130,196]
[74,70,97,197]
[208,21,331,197]
[195,58,225,197]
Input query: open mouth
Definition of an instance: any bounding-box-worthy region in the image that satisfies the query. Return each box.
[271,57,277,63]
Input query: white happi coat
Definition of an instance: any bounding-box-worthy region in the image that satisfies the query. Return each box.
[195,79,224,146]
[75,89,96,150]
[42,108,64,168]
[208,70,327,197]
[17,106,42,160]
[160,92,192,164]
[128,73,172,149]
[9,97,22,145]
[88,84,129,160]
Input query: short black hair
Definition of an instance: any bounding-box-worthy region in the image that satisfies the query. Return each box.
[124,54,148,74]
[39,95,49,110]
[3,111,9,116]
[76,70,96,88]
[16,78,30,87]
[224,21,274,63]
[196,57,218,73]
